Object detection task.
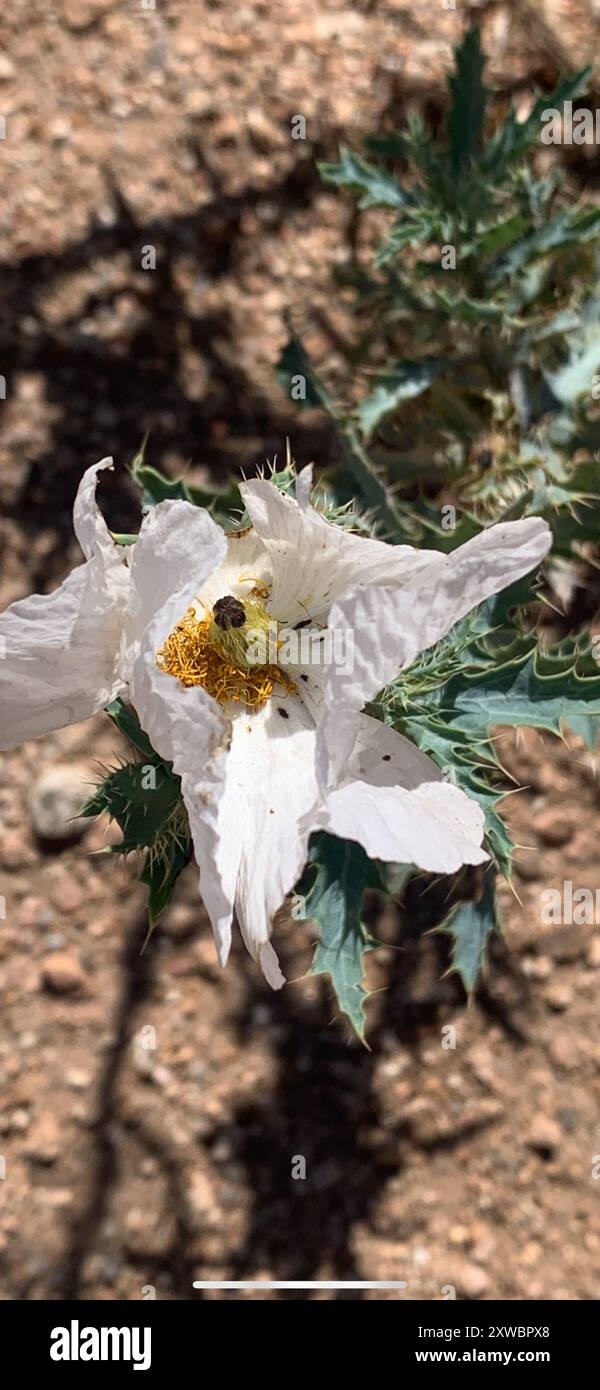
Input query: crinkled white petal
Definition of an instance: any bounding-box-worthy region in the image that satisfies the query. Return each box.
[398,516,552,651]
[220,695,319,985]
[72,456,118,561]
[317,712,489,872]
[318,515,552,785]
[0,461,130,750]
[314,779,488,874]
[121,499,228,683]
[317,586,427,786]
[239,478,444,625]
[127,503,233,959]
[347,712,444,790]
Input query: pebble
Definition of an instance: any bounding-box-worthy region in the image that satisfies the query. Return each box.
[65,1068,90,1091]
[188,1170,217,1216]
[24,1113,61,1166]
[17,898,55,930]
[548,1035,578,1071]
[0,833,35,869]
[41,952,88,996]
[193,939,221,981]
[10,1108,30,1134]
[47,871,85,914]
[457,1262,490,1298]
[28,764,91,842]
[521,954,552,980]
[543,982,573,1011]
[526,1114,561,1157]
[533,808,571,846]
[164,904,196,941]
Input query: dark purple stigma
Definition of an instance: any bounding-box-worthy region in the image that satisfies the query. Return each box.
[213,595,246,630]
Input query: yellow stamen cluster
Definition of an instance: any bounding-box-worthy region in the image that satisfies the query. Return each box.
[156,607,296,710]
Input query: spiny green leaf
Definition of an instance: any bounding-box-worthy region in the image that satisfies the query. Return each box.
[544,321,600,405]
[447,26,488,178]
[105,698,157,760]
[357,357,447,439]
[481,68,592,181]
[474,212,530,258]
[439,635,600,743]
[319,146,410,210]
[297,833,375,1039]
[87,704,193,931]
[132,463,191,506]
[431,289,507,324]
[385,593,600,888]
[140,837,192,927]
[276,334,336,413]
[131,456,241,525]
[489,205,600,285]
[81,759,183,847]
[440,866,498,994]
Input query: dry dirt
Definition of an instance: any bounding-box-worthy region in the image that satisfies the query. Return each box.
[0,0,599,1302]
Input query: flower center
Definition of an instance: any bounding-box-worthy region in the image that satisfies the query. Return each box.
[156,593,296,710]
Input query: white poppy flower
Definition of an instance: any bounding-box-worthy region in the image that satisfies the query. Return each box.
[0,457,551,987]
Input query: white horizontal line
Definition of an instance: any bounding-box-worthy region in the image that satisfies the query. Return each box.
[193,1281,407,1290]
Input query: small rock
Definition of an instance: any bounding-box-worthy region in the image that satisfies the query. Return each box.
[543,982,572,1012]
[0,832,35,869]
[65,1068,90,1091]
[29,764,90,842]
[150,1064,173,1090]
[556,1107,578,1134]
[549,1035,578,1071]
[44,933,66,952]
[10,1108,30,1134]
[457,1262,490,1298]
[449,1224,469,1247]
[194,938,221,982]
[527,1114,561,1157]
[533,808,570,846]
[521,954,552,980]
[41,952,87,996]
[246,107,285,152]
[0,54,15,81]
[164,903,196,941]
[189,1170,217,1216]
[17,898,55,930]
[48,871,85,914]
[25,1112,61,1165]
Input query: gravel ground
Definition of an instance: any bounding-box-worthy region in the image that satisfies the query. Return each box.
[0,0,599,1302]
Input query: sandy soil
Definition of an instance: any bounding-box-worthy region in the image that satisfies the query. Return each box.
[0,0,599,1301]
